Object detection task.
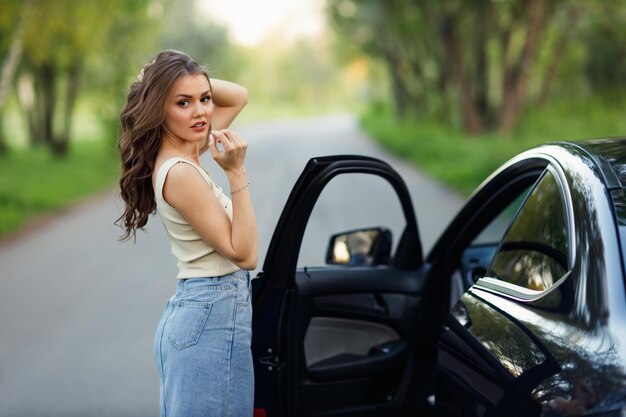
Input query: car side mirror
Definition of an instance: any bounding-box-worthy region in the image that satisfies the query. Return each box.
[325,227,392,266]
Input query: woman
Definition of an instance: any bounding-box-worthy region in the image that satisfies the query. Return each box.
[116,50,257,417]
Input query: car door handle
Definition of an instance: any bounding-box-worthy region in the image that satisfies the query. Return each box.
[307,340,408,382]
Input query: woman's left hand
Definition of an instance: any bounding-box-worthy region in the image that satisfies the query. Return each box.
[209,129,248,174]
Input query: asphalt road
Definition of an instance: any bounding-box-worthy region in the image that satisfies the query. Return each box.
[0,114,463,416]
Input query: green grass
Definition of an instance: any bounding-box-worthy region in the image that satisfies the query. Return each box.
[0,140,119,237]
[361,96,626,195]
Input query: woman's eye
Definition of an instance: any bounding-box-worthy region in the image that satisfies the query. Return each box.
[201,95,212,103]
[177,100,189,107]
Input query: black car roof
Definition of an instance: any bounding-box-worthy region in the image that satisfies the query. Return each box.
[570,138,626,229]
[576,138,626,190]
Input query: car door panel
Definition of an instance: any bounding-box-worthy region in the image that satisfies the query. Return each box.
[291,266,426,415]
[297,267,425,296]
[252,155,425,417]
[305,317,408,382]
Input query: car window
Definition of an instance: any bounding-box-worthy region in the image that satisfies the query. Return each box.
[472,188,531,246]
[297,174,408,268]
[487,170,570,298]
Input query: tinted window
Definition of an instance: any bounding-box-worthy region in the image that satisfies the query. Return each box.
[472,188,531,246]
[488,170,569,293]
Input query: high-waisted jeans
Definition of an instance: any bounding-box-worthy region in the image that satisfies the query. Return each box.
[154,270,253,417]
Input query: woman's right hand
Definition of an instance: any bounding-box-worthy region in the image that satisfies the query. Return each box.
[209,129,248,174]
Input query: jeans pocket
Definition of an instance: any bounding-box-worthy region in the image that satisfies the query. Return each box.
[168,301,212,350]
[237,272,251,307]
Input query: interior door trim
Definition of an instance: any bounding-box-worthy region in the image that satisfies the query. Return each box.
[304,317,400,366]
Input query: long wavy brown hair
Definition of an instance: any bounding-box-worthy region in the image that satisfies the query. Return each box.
[116,50,210,240]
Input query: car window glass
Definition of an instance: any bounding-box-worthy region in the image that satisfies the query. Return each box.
[456,187,533,295]
[472,188,531,246]
[297,174,407,268]
[488,170,569,294]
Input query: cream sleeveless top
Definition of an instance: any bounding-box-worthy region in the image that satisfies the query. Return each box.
[154,157,239,279]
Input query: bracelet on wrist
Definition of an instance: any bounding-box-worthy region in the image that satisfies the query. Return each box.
[230,182,250,197]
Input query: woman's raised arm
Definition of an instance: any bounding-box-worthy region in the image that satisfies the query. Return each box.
[210,79,248,130]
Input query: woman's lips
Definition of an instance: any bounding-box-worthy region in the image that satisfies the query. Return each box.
[191,121,207,131]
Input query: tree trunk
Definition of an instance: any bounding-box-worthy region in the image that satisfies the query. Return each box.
[33,61,57,151]
[498,0,546,135]
[441,15,484,135]
[0,25,23,108]
[381,2,410,120]
[539,6,581,105]
[16,72,43,147]
[475,0,490,125]
[54,59,81,156]
[0,21,25,155]
[385,51,409,120]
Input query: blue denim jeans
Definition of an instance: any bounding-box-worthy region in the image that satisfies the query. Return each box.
[154,270,253,417]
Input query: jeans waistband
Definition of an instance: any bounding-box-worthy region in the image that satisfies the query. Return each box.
[175,269,248,296]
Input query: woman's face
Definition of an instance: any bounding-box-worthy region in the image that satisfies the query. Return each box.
[163,73,214,145]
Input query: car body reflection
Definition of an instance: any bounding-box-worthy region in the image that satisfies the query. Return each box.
[442,141,626,417]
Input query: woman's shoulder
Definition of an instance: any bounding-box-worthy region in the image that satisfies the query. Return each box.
[164,158,213,195]
[155,156,185,173]
[155,157,206,181]
[154,157,184,187]
[165,159,204,180]
[162,161,217,209]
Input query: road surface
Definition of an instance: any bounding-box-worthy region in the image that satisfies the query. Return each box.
[0,114,463,416]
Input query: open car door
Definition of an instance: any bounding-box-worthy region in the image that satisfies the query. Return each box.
[252,155,428,417]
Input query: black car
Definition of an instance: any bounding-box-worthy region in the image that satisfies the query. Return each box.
[251,139,626,417]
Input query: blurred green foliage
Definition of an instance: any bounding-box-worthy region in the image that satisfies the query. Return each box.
[232,38,362,120]
[1,0,624,236]
[361,94,626,195]
[0,0,159,154]
[0,0,358,236]
[328,0,626,135]
[328,0,626,194]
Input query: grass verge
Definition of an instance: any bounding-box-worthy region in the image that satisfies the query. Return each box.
[361,97,626,195]
[0,140,119,237]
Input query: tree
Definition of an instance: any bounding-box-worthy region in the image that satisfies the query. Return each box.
[157,0,230,73]
[4,0,157,156]
[582,3,626,96]
[0,0,25,154]
[328,0,446,120]
[328,0,590,135]
[80,0,160,140]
